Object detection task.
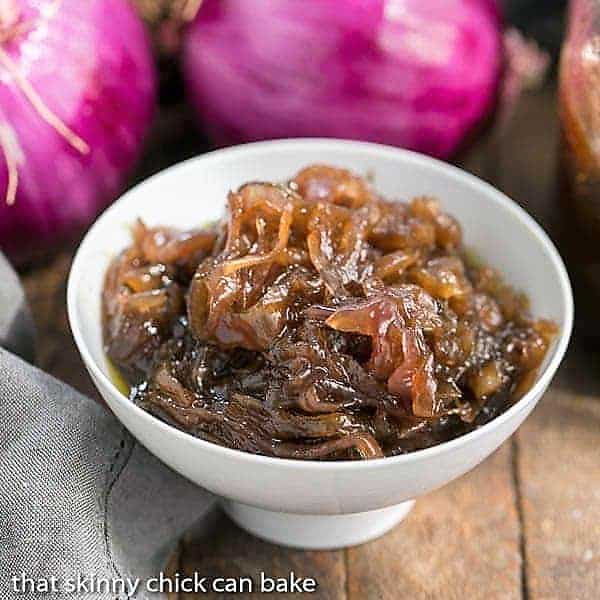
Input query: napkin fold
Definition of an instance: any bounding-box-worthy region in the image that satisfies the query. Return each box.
[0,255,216,600]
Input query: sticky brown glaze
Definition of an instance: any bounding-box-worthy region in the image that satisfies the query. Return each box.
[102,166,556,460]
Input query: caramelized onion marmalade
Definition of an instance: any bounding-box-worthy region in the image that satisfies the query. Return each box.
[102,166,556,460]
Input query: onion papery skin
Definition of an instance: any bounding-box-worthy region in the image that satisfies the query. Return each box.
[0,0,157,263]
[183,0,503,159]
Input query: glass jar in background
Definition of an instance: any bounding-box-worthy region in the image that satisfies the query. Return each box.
[559,0,600,333]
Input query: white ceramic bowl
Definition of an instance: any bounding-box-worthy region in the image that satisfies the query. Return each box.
[68,140,573,550]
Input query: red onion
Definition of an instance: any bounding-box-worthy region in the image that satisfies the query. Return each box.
[183,0,503,159]
[0,0,156,263]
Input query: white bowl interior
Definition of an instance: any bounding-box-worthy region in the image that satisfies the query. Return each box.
[72,140,570,389]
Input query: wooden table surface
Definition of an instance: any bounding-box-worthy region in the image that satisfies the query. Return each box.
[21,85,600,600]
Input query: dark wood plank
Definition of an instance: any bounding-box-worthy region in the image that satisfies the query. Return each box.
[21,248,100,401]
[485,85,559,235]
[515,355,600,600]
[346,443,521,600]
[165,543,182,600]
[179,513,346,600]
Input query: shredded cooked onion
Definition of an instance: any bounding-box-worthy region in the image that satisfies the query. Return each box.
[103,165,556,460]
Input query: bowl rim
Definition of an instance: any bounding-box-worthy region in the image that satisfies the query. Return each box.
[67,138,574,471]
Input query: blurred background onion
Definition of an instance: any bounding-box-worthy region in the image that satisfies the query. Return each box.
[182,0,504,159]
[0,0,156,264]
[0,0,561,266]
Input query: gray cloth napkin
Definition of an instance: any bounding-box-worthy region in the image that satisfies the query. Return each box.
[0,255,216,599]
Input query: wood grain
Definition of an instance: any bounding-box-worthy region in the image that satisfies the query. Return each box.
[516,360,600,600]
[346,443,522,600]
[179,513,346,600]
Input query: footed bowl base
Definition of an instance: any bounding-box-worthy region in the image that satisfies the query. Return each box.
[221,499,415,550]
